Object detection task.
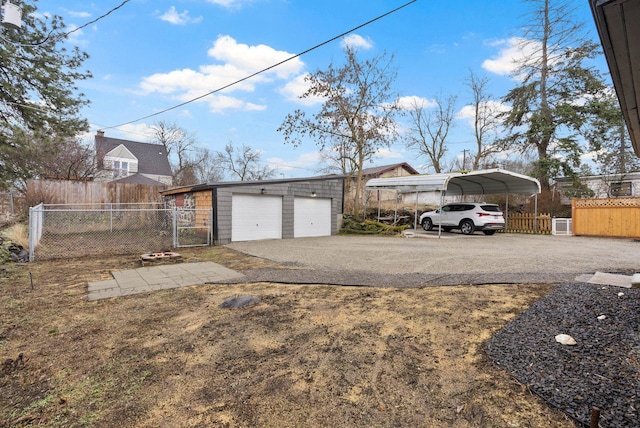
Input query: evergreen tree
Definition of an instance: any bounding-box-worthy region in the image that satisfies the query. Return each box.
[500,0,606,194]
[0,1,91,189]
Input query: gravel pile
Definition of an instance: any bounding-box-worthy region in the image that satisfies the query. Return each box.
[486,283,640,427]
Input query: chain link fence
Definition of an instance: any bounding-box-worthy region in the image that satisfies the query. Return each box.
[0,192,15,225]
[29,203,212,261]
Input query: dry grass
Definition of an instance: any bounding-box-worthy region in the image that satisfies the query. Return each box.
[0,247,575,427]
[1,223,29,249]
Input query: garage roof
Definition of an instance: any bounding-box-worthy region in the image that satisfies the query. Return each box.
[364,169,541,196]
[590,0,640,156]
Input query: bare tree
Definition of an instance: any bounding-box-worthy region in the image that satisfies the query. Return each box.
[149,121,202,186]
[215,142,276,181]
[404,95,457,173]
[464,70,503,170]
[278,47,400,214]
[1,131,95,191]
[194,148,225,183]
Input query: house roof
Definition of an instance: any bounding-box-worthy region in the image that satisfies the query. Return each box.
[160,174,344,196]
[362,162,420,177]
[95,134,172,177]
[112,173,169,186]
[590,0,640,156]
[365,169,541,196]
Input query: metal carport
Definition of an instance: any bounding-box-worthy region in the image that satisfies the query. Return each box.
[364,169,541,236]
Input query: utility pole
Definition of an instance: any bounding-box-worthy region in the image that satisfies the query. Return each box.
[462,149,469,170]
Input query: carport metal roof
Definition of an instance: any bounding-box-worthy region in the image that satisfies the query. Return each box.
[364,169,541,196]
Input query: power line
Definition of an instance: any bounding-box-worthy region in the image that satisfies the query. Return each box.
[104,0,417,130]
[23,0,131,46]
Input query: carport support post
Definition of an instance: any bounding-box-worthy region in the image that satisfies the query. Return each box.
[438,190,444,238]
[534,194,538,233]
[414,191,418,231]
[394,189,398,224]
[505,193,509,232]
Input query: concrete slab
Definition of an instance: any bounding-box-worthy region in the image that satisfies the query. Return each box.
[587,271,633,288]
[575,274,594,283]
[633,273,640,288]
[87,279,118,292]
[87,261,246,301]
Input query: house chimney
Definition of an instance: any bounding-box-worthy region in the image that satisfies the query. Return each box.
[96,130,105,137]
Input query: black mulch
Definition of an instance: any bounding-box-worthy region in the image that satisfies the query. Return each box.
[486,283,640,427]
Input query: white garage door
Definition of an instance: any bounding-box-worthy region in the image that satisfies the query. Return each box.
[294,197,331,237]
[232,194,282,242]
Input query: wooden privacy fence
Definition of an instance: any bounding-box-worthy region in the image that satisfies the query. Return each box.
[506,213,552,234]
[572,197,640,238]
[26,179,167,208]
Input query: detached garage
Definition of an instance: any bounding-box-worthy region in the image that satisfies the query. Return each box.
[161,176,344,245]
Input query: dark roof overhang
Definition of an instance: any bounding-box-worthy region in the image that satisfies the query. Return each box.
[590,0,640,156]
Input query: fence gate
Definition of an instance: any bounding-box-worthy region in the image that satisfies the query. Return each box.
[173,208,213,248]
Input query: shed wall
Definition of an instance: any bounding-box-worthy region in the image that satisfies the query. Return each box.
[212,178,343,245]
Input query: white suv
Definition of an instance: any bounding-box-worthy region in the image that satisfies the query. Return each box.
[419,203,505,235]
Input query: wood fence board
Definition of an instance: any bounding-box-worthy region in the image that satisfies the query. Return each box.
[506,213,551,234]
[572,197,640,238]
[26,179,168,207]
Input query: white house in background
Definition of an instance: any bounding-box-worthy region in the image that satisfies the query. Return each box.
[556,172,640,204]
[94,131,173,186]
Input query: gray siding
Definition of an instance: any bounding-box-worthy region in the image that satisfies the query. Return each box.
[210,178,343,245]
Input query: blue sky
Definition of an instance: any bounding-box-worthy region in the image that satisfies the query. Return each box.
[33,0,610,178]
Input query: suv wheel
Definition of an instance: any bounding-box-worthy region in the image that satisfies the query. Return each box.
[483,230,496,236]
[460,220,475,235]
[421,218,433,231]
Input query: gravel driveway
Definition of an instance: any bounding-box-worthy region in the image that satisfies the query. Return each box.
[227,232,640,426]
[226,232,639,286]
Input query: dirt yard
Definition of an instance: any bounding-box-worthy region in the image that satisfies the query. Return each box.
[1,247,576,427]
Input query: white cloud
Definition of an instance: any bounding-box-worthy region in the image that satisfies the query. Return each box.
[196,93,266,112]
[206,0,246,7]
[267,151,325,176]
[280,73,327,106]
[482,37,541,77]
[457,100,510,121]
[159,6,203,25]
[66,24,85,45]
[139,35,304,112]
[373,147,405,161]
[395,95,438,110]
[65,9,91,19]
[341,34,374,50]
[113,123,156,141]
[208,35,303,79]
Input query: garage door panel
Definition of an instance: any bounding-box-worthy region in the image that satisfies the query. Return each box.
[294,198,331,237]
[232,195,282,241]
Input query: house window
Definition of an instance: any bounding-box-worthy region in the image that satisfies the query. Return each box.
[610,181,632,197]
[113,161,129,178]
